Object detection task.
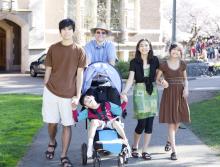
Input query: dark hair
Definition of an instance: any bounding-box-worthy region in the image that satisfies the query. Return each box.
[169,43,183,56]
[135,39,154,63]
[59,18,75,32]
[79,94,86,106]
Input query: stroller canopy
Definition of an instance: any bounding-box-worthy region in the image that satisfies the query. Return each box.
[82,62,122,94]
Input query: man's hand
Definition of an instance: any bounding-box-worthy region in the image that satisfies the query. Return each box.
[71,96,79,109]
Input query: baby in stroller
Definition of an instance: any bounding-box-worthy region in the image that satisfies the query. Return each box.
[72,93,130,158]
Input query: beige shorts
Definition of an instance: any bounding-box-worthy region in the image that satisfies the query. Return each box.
[42,86,74,126]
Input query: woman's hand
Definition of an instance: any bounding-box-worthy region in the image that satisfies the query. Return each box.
[161,79,169,88]
[120,93,128,102]
[182,87,189,99]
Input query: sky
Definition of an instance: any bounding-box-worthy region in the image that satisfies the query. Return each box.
[162,0,220,17]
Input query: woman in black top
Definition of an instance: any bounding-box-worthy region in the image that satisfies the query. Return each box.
[122,39,159,160]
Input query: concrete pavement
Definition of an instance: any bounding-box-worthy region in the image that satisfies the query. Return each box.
[1,74,220,167]
[0,73,44,95]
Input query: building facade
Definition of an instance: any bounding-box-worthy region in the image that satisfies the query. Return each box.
[0,0,164,73]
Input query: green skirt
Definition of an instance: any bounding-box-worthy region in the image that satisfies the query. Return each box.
[133,83,158,119]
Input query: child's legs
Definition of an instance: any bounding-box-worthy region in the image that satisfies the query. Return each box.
[88,119,102,139]
[87,119,103,157]
[111,120,127,142]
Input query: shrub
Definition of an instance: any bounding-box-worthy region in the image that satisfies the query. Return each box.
[115,61,130,79]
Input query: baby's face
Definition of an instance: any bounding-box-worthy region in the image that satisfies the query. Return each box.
[84,95,96,108]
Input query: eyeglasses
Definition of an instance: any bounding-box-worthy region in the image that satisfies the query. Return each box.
[96,31,106,35]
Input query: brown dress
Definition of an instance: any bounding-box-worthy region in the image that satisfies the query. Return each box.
[159,60,190,123]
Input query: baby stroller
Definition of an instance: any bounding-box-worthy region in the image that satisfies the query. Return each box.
[81,62,129,167]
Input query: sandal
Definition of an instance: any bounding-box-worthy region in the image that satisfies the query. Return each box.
[131,147,139,158]
[170,152,177,160]
[142,152,151,160]
[45,140,57,160]
[165,141,171,152]
[60,157,73,167]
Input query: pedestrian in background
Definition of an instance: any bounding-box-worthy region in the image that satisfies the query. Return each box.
[42,18,86,167]
[122,39,159,160]
[156,43,190,160]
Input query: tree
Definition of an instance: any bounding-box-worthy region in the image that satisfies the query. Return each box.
[162,0,220,43]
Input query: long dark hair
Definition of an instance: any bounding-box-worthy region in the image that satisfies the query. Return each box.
[135,39,154,64]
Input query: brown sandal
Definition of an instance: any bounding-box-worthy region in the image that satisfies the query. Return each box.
[45,140,57,160]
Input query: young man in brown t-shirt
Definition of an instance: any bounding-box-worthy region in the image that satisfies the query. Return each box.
[42,18,86,167]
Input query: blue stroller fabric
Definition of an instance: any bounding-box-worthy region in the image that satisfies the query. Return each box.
[94,129,123,154]
[82,62,122,94]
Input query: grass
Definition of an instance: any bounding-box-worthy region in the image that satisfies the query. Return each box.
[0,94,43,167]
[189,92,220,152]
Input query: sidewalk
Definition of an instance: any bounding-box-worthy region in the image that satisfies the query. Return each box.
[17,90,220,167]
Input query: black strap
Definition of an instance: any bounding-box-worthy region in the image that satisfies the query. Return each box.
[100,103,109,121]
[90,103,109,121]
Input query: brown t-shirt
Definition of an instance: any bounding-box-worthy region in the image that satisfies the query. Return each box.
[45,42,86,98]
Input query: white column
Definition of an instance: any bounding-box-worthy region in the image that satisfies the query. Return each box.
[123,50,129,61]
[74,0,82,44]
[120,0,128,43]
[85,0,97,29]
[134,0,140,31]
[106,0,111,28]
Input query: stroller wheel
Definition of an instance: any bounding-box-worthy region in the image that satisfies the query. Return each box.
[122,147,129,164]
[124,155,128,164]
[118,155,125,167]
[93,151,101,167]
[81,143,87,165]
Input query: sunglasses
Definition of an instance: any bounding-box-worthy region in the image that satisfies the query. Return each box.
[96,31,107,35]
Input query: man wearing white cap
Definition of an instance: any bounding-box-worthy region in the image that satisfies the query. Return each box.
[85,22,117,66]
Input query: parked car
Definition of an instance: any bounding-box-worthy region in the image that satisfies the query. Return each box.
[30,54,46,77]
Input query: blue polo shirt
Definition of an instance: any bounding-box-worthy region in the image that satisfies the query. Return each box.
[84,39,117,64]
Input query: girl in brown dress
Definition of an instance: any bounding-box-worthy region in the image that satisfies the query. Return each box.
[156,43,190,160]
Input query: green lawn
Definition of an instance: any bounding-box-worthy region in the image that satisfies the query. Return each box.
[189,93,220,152]
[0,94,43,167]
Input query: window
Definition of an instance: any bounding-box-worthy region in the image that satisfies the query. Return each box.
[127,0,135,29]
[0,0,17,11]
